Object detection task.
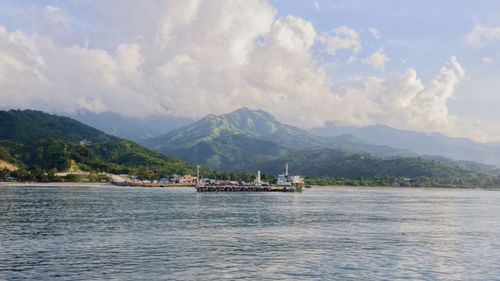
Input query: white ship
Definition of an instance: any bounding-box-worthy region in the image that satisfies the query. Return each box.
[277,164,304,187]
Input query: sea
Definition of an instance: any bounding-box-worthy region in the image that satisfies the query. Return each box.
[1,185,499,280]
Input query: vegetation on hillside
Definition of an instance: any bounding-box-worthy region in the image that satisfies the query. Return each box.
[2,108,500,188]
[0,110,199,182]
[142,108,500,188]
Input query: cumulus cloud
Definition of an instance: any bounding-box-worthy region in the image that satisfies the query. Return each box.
[465,24,500,46]
[0,0,488,140]
[23,5,87,47]
[482,57,493,64]
[332,57,471,138]
[362,48,389,70]
[368,27,381,39]
[313,0,320,10]
[319,25,361,56]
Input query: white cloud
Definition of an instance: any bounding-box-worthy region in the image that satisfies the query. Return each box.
[319,25,361,55]
[23,5,87,47]
[346,56,357,64]
[0,1,490,141]
[335,57,469,137]
[368,27,381,39]
[313,1,320,10]
[465,24,500,46]
[362,48,389,70]
[482,57,493,64]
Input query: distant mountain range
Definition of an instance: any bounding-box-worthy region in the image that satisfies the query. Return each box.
[70,111,194,141]
[140,108,497,183]
[311,122,500,167]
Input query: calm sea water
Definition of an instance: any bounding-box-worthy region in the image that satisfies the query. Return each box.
[1,185,500,280]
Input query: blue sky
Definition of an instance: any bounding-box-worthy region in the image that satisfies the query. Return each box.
[0,1,499,141]
[269,0,497,74]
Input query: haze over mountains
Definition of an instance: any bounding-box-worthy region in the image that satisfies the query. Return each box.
[70,111,194,141]
[311,122,500,167]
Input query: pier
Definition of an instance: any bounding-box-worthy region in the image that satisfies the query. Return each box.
[195,185,302,192]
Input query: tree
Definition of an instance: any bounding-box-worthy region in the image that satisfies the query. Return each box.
[0,168,10,181]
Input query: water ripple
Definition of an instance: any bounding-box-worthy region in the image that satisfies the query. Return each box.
[1,186,500,280]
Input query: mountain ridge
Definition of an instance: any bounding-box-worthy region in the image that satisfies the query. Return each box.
[311,121,500,167]
[141,108,498,186]
[143,107,411,157]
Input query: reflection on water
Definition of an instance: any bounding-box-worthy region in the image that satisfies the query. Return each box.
[1,186,500,280]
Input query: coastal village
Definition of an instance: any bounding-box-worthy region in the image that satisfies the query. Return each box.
[110,165,305,192]
[1,159,307,191]
[111,173,198,187]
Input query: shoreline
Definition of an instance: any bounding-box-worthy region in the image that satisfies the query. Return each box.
[309,185,500,191]
[0,182,113,187]
[1,182,499,191]
[0,182,197,188]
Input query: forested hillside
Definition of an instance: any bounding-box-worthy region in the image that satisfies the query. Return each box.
[0,110,198,181]
[142,108,500,188]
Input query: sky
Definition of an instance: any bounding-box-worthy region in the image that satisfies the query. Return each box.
[0,0,500,142]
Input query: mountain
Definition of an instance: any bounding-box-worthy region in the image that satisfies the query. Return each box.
[141,108,498,186]
[0,110,197,179]
[311,122,500,167]
[143,107,411,163]
[145,107,323,150]
[141,109,295,170]
[70,111,194,141]
[141,108,408,170]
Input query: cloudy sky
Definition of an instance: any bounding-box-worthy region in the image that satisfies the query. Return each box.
[0,0,499,141]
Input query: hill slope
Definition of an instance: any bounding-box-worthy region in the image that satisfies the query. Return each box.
[0,110,113,144]
[0,110,197,178]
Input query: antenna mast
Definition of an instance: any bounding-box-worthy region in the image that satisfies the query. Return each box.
[196,165,201,187]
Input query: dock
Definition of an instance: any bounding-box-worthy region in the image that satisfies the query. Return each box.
[195,185,302,192]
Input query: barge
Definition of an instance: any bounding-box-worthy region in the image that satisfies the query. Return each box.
[195,185,302,192]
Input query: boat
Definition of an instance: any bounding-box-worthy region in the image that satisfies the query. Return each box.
[277,164,305,188]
